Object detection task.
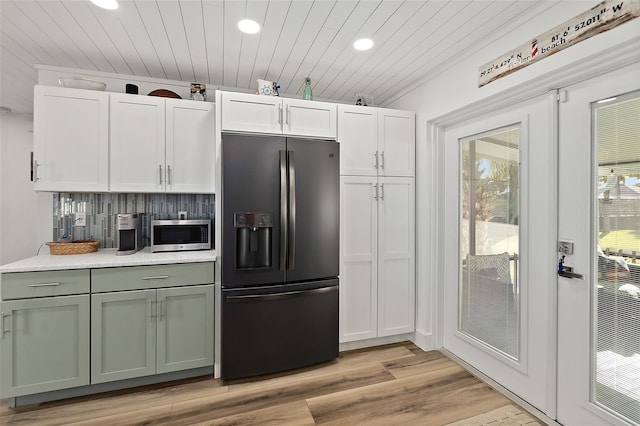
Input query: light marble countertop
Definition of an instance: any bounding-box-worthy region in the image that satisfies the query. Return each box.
[0,248,217,273]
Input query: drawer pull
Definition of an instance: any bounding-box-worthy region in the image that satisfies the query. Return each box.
[27,282,61,287]
[142,275,169,280]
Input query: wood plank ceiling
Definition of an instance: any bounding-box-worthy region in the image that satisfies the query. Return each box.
[0,0,560,115]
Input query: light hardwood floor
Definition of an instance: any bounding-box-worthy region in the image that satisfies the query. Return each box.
[1,342,542,425]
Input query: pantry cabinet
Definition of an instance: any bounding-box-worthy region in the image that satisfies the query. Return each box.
[339,176,415,342]
[110,94,215,193]
[338,105,415,177]
[33,85,109,192]
[219,91,337,139]
[90,263,214,384]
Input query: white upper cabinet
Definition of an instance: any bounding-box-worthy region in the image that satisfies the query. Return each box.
[378,109,415,177]
[33,85,109,192]
[219,91,337,139]
[110,94,215,193]
[165,99,215,193]
[338,105,378,176]
[338,105,415,177]
[110,94,165,193]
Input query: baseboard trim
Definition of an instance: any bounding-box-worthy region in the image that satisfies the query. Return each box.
[339,334,413,352]
[410,330,435,352]
[441,349,559,426]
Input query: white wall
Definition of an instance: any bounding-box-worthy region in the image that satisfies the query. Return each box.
[0,112,49,265]
[386,1,640,350]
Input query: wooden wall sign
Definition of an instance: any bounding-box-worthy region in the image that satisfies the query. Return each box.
[478,0,640,87]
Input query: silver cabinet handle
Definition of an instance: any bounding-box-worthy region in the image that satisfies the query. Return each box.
[374,151,379,169]
[380,151,385,169]
[1,312,10,339]
[285,105,290,126]
[142,275,169,280]
[159,165,163,184]
[288,150,296,271]
[149,299,157,322]
[278,104,283,126]
[27,282,60,287]
[374,183,378,200]
[279,150,288,271]
[380,183,384,200]
[159,299,165,320]
[33,160,40,182]
[167,165,172,185]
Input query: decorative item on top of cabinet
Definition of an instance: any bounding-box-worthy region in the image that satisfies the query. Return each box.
[302,77,313,100]
[218,91,336,139]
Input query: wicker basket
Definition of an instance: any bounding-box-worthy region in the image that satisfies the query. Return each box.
[47,240,99,255]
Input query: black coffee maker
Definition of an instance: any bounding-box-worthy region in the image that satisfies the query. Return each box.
[116,213,143,255]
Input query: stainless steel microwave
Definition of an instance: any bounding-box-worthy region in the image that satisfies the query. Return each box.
[151,219,211,252]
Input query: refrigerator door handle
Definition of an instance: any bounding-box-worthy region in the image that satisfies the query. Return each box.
[288,150,296,270]
[225,285,337,303]
[279,150,288,271]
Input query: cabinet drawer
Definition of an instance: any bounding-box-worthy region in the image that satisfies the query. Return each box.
[92,262,214,292]
[1,269,90,300]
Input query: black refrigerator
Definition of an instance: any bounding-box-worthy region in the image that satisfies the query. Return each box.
[220,133,339,380]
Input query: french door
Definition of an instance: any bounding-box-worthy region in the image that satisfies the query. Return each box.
[442,92,557,417]
[557,62,640,425]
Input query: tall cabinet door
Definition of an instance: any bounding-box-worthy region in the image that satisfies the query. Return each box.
[340,176,378,342]
[110,93,165,192]
[165,99,215,193]
[156,285,214,374]
[33,85,109,192]
[378,109,415,177]
[377,177,415,336]
[0,295,89,397]
[338,105,378,176]
[91,290,156,384]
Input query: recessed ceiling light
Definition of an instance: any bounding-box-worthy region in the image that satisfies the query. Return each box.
[354,38,374,51]
[238,19,261,34]
[90,0,118,10]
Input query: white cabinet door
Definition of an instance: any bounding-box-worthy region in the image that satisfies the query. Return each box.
[220,91,281,134]
[110,94,165,192]
[91,290,156,384]
[156,284,214,374]
[338,105,378,176]
[377,177,415,337]
[33,85,109,192]
[0,295,89,397]
[283,98,337,139]
[165,99,215,193]
[340,176,378,342]
[378,109,415,177]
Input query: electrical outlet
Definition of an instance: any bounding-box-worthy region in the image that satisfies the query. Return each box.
[75,212,86,227]
[178,211,188,220]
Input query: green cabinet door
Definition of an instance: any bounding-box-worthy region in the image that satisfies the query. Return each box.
[156,285,214,374]
[91,290,156,384]
[0,295,90,398]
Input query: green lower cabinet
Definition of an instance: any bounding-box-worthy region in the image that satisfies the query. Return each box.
[0,295,90,398]
[91,285,214,384]
[157,285,214,374]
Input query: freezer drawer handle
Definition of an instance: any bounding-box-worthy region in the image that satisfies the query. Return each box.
[226,286,337,303]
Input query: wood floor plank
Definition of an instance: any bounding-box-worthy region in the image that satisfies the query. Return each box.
[226,344,415,392]
[306,364,511,425]
[383,350,455,379]
[152,363,395,424]
[198,400,316,426]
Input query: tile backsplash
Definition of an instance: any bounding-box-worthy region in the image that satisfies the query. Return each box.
[53,193,215,248]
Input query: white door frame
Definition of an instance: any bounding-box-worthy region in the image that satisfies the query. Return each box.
[426,38,640,423]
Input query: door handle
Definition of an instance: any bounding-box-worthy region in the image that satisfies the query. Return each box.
[380,183,384,200]
[27,282,60,287]
[159,165,163,185]
[159,299,164,320]
[374,183,378,200]
[285,105,290,126]
[288,150,296,270]
[380,151,385,169]
[374,151,379,169]
[279,150,288,271]
[1,312,10,339]
[167,165,172,185]
[278,104,283,126]
[142,275,169,280]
